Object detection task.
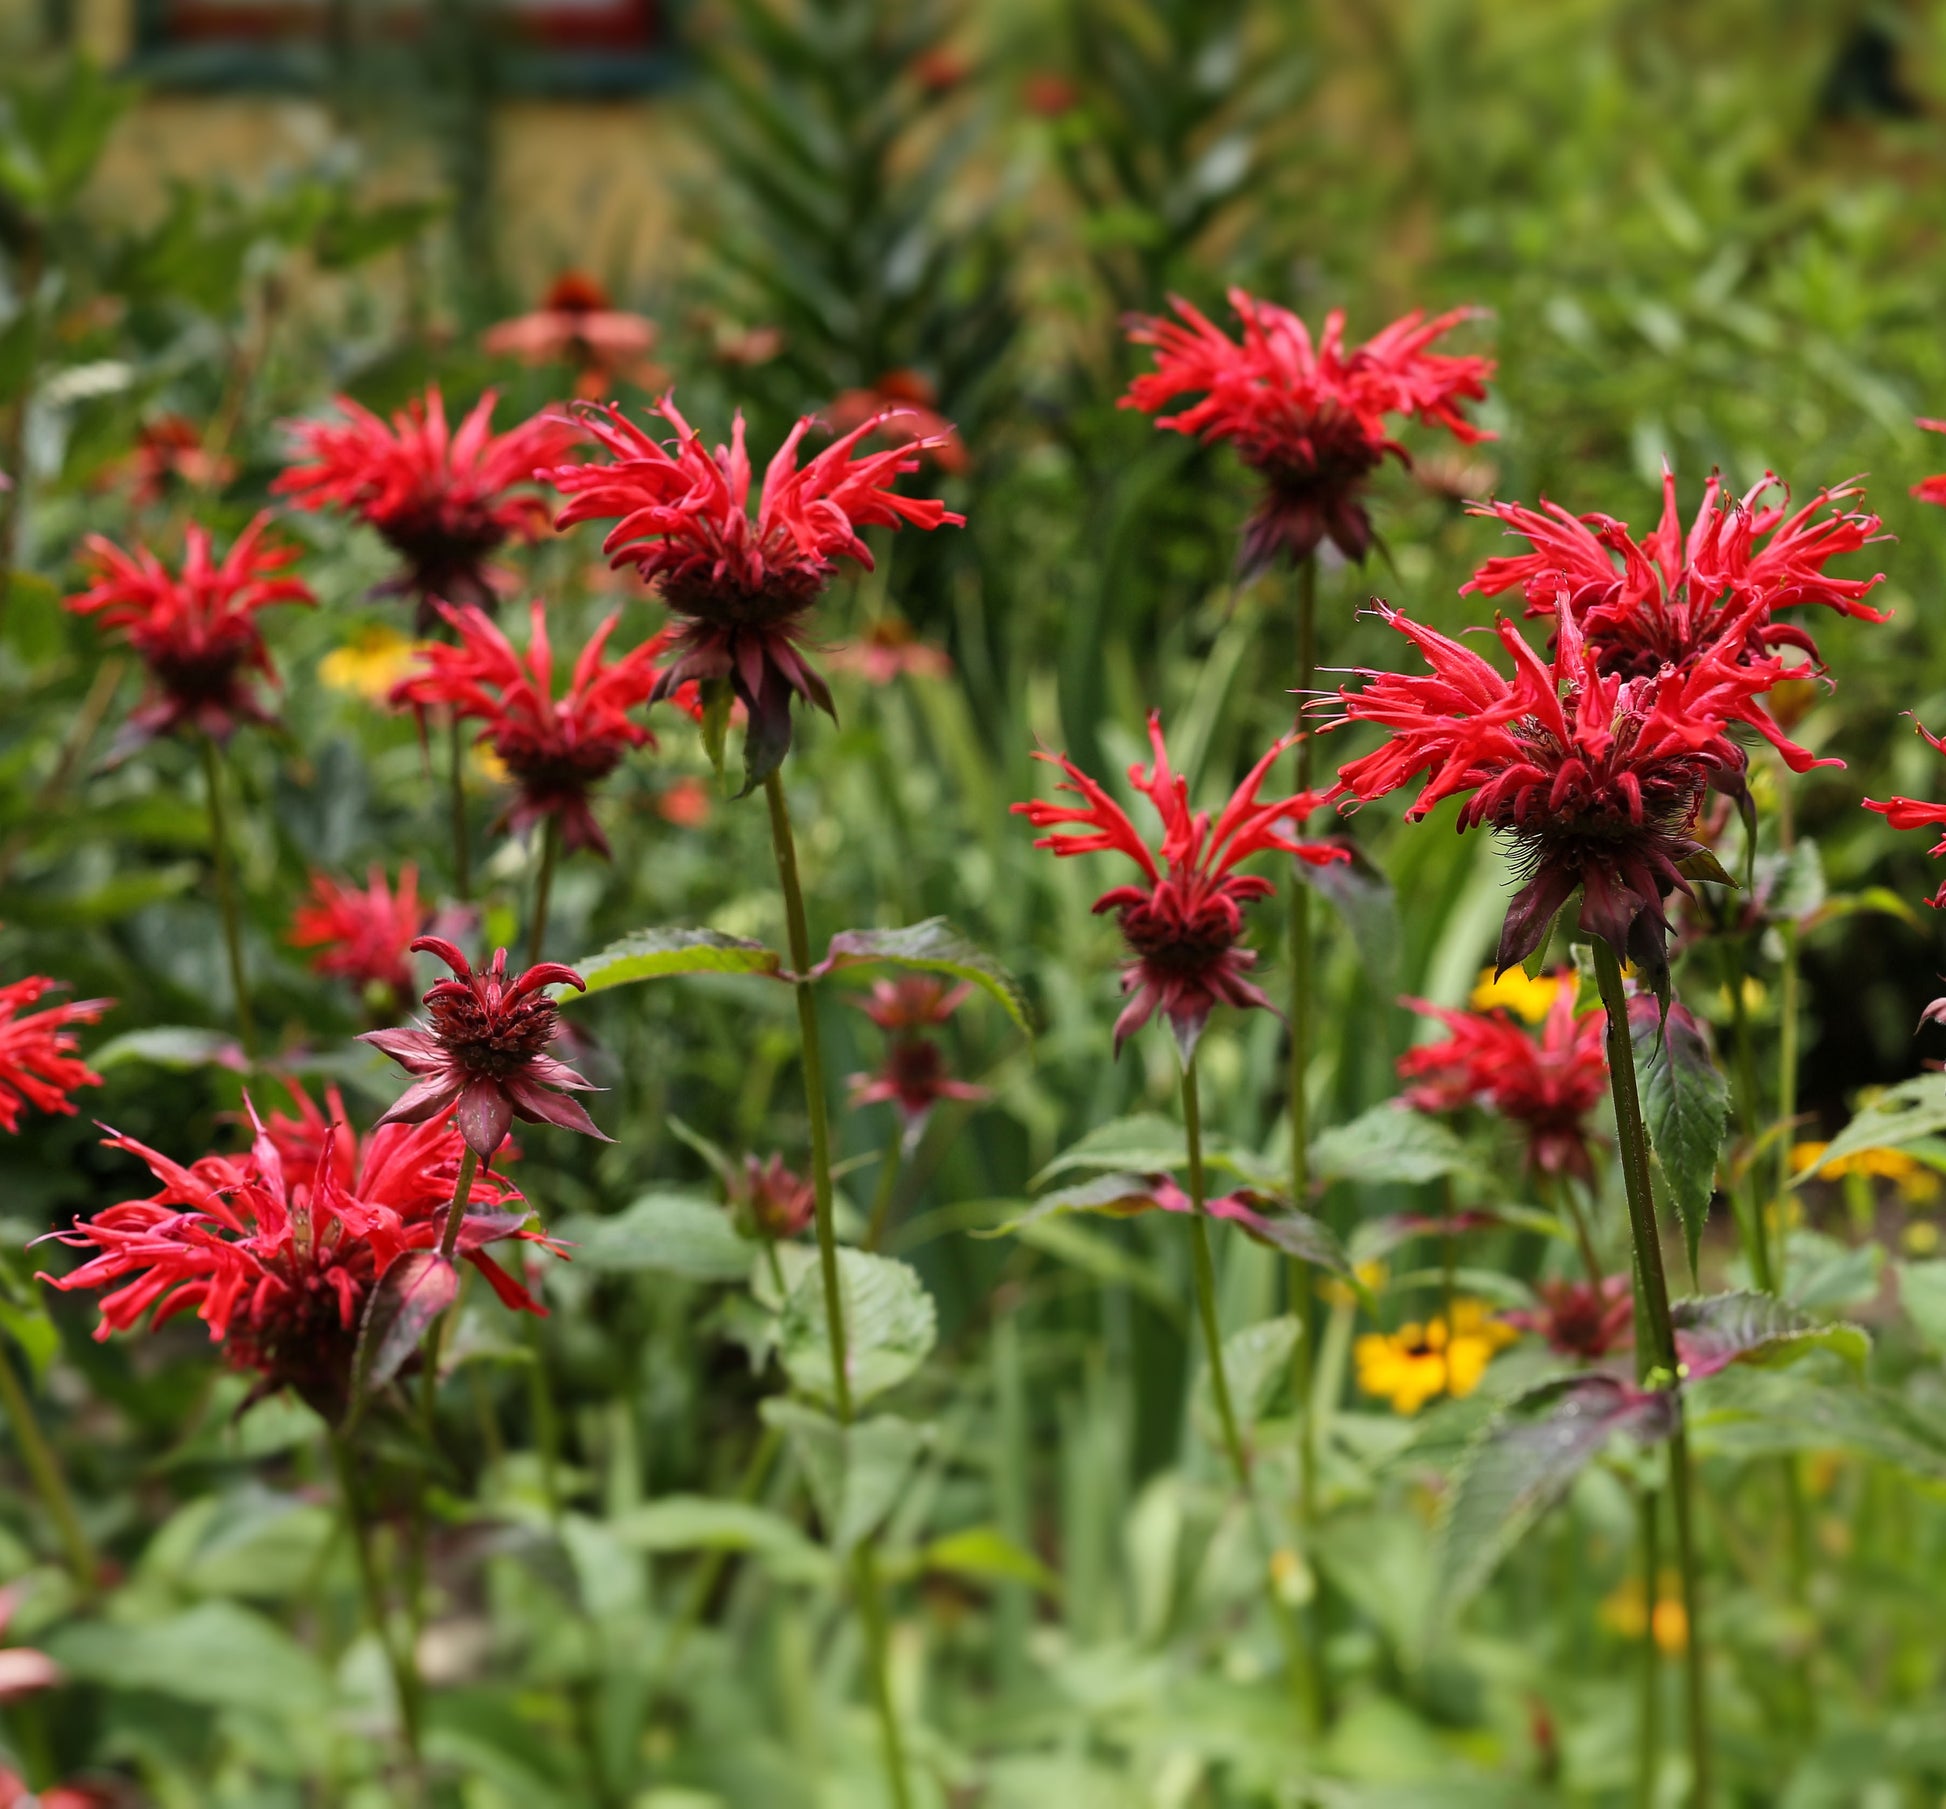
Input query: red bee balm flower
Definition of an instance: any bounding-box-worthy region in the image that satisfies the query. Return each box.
[39,1096,555,1420]
[1399,976,1607,1184]
[1504,1276,1634,1361]
[1463,467,1886,680]
[1914,420,1946,507]
[1014,713,1344,1057]
[547,397,965,786]
[65,514,314,752]
[729,1153,816,1242]
[1123,290,1493,572]
[0,979,111,1133]
[848,977,986,1131]
[360,939,605,1159]
[391,601,690,858]
[1327,606,1831,988]
[1864,718,1946,908]
[289,865,428,1010]
[275,387,576,627]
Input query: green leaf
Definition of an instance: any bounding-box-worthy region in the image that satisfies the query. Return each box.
[567,927,784,996]
[1677,845,1738,888]
[977,1173,1165,1237]
[1795,1075,1946,1180]
[1628,997,1728,1273]
[698,675,734,780]
[554,1192,749,1283]
[1898,1259,1946,1354]
[1310,1104,1475,1189]
[814,918,1031,1032]
[0,1293,59,1381]
[89,1026,248,1073]
[1007,1217,1182,1322]
[1300,843,1399,997]
[351,1252,457,1405]
[610,1494,832,1584]
[1760,839,1825,924]
[0,307,38,407]
[1689,1368,1946,1481]
[779,1248,936,1408]
[1435,1376,1674,1620]
[1032,1115,1188,1187]
[46,1602,328,1716]
[1671,1290,1870,1381]
[1193,1315,1300,1443]
[918,1526,1060,1597]
[760,1400,927,1554]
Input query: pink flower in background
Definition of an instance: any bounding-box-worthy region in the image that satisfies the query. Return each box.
[483,271,662,399]
[827,617,953,684]
[1123,290,1493,572]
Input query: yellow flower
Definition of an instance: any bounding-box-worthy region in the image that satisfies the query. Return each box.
[1468,966,1563,1024]
[471,742,511,785]
[1354,1300,1516,1415]
[1791,1141,1941,1201]
[1904,1221,1941,1257]
[1319,1258,1388,1309]
[1601,1573,1689,1655]
[319,626,426,702]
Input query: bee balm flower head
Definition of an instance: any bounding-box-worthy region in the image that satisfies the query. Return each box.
[1326,604,1833,994]
[289,865,428,1013]
[360,939,606,1159]
[1123,290,1493,574]
[1013,713,1344,1058]
[275,386,576,628]
[65,514,313,753]
[0,978,112,1134]
[546,396,964,788]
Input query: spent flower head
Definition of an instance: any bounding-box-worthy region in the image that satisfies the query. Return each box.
[360,939,605,1159]
[1122,289,1493,573]
[391,601,694,859]
[729,1152,816,1242]
[66,514,313,753]
[275,386,576,627]
[1013,712,1343,1058]
[546,396,964,787]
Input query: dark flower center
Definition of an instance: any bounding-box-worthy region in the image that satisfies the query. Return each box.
[428,986,560,1078]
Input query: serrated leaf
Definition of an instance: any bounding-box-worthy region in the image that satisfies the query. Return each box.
[1689,1368,1946,1480]
[1310,1103,1475,1189]
[813,918,1030,1033]
[1628,996,1727,1273]
[610,1494,832,1584]
[566,927,784,997]
[779,1248,936,1408]
[1193,1314,1300,1443]
[1435,1376,1674,1619]
[760,1400,926,1554]
[351,1252,457,1405]
[919,1526,1060,1597]
[1671,1290,1869,1381]
[89,1026,247,1072]
[554,1192,749,1282]
[1795,1075,1946,1180]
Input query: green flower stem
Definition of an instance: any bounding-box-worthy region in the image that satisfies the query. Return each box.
[1773,918,1800,1292]
[763,772,851,1420]
[863,1126,906,1253]
[1593,937,1709,1808]
[528,816,561,966]
[0,1343,95,1594]
[448,713,472,902]
[1635,1489,1661,1809]
[437,1147,480,1267]
[1551,1173,1606,1289]
[329,1427,425,1781]
[764,769,911,1809]
[1285,550,1329,1737]
[199,734,257,1062]
[1184,1056,1310,1721]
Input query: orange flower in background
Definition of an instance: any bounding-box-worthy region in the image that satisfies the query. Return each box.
[276,386,577,627]
[483,271,663,400]
[655,774,713,828]
[1123,289,1493,572]
[65,514,313,752]
[825,371,968,474]
[1601,1572,1690,1654]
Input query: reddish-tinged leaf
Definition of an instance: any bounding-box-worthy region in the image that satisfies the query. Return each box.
[1671,1290,1869,1382]
[351,1252,458,1406]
